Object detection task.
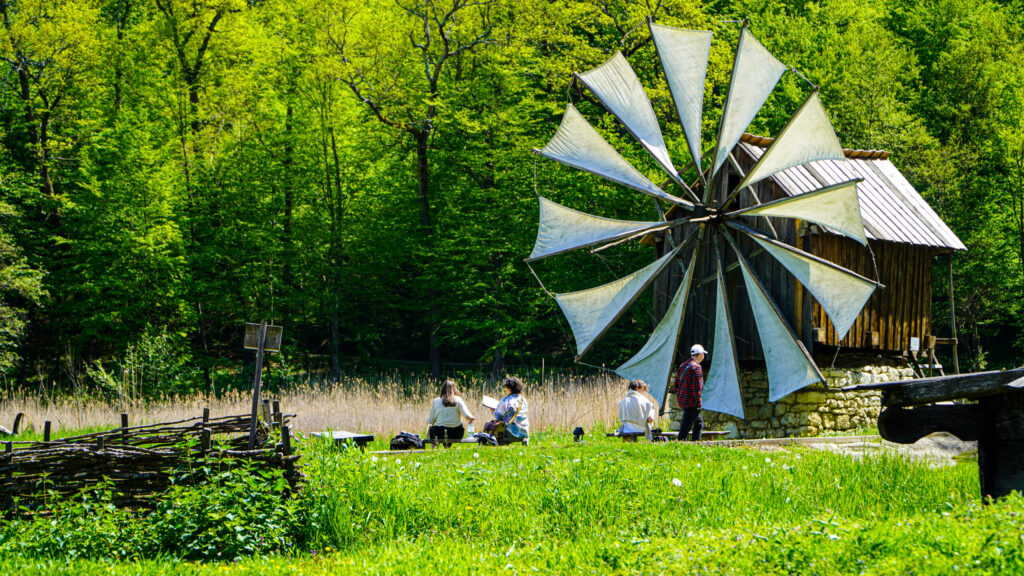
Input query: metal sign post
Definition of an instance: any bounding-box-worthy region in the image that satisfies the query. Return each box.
[245,322,283,449]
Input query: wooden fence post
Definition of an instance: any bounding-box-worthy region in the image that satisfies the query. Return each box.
[281,425,292,456]
[3,442,11,512]
[43,421,51,446]
[203,407,210,425]
[97,436,105,450]
[201,428,211,454]
[121,413,129,445]
[261,399,271,424]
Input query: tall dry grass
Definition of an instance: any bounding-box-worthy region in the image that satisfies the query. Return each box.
[0,374,657,437]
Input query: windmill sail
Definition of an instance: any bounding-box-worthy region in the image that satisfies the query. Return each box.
[702,254,744,418]
[729,180,868,245]
[650,24,713,174]
[529,197,667,261]
[732,240,823,402]
[556,244,683,358]
[577,52,683,186]
[616,252,698,410]
[743,231,878,340]
[535,104,689,206]
[709,28,786,181]
[735,91,845,192]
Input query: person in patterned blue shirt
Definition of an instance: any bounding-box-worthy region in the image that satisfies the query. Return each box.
[494,376,529,441]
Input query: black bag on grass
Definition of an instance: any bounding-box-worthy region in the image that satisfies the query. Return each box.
[390,431,424,450]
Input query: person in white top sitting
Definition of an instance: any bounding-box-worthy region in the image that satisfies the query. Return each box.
[617,379,657,436]
[427,379,475,446]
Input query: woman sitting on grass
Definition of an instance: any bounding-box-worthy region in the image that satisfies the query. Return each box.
[493,376,529,441]
[427,379,475,446]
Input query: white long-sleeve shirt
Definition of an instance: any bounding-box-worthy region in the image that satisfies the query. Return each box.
[618,390,656,434]
[427,397,474,428]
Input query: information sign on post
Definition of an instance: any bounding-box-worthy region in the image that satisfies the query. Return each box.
[245,322,283,449]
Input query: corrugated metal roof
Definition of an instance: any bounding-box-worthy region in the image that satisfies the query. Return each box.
[737,134,966,252]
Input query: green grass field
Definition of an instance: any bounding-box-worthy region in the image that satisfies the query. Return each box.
[1,433,1021,575]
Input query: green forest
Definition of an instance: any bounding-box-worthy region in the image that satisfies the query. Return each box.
[1,0,1023,394]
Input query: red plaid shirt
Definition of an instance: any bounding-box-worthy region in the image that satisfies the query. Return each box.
[674,358,704,409]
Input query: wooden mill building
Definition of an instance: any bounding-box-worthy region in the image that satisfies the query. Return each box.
[656,132,966,371]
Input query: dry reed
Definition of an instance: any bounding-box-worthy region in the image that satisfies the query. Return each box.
[0,374,662,438]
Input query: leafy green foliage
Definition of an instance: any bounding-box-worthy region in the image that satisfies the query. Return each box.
[1,0,1023,389]
[0,460,300,562]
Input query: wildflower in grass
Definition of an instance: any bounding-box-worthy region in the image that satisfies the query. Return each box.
[415,462,421,468]
[696,463,701,468]
[474,453,480,458]
[371,456,378,463]
[396,459,402,465]
[765,457,772,463]
[672,478,682,487]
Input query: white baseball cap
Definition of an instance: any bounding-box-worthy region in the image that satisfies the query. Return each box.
[690,344,707,356]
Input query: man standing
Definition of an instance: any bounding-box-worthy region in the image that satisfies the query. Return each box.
[674,344,706,441]
[617,379,657,439]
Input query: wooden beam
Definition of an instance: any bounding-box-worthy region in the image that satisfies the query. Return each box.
[878,404,988,444]
[843,367,1024,406]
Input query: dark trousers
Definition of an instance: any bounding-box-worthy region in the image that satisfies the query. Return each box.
[428,425,465,444]
[678,408,703,441]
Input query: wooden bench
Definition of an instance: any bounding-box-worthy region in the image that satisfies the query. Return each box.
[607,430,729,442]
[844,366,1024,500]
[311,430,375,449]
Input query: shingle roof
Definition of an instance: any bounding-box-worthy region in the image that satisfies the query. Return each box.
[737,133,966,252]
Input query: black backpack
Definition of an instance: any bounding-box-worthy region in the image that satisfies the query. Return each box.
[389,431,425,450]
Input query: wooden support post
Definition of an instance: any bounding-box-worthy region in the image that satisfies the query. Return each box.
[201,428,212,454]
[121,413,129,444]
[248,321,267,450]
[203,407,210,425]
[281,425,292,456]
[97,436,105,450]
[261,399,271,424]
[948,254,960,374]
[275,411,283,429]
[3,442,12,511]
[12,413,23,435]
[43,421,51,445]
[271,400,280,418]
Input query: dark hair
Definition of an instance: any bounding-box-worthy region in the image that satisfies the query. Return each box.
[502,376,523,395]
[628,379,646,391]
[440,379,459,407]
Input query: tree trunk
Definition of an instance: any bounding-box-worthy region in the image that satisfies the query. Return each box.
[415,131,442,379]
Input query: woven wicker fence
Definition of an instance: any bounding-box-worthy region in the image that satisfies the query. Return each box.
[0,403,300,514]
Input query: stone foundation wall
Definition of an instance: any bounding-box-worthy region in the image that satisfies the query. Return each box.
[668,356,915,438]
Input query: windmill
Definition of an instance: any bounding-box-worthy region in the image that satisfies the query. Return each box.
[526,22,882,418]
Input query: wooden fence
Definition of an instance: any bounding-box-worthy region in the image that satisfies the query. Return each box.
[1,402,300,514]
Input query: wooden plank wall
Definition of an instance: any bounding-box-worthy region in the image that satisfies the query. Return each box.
[810,234,938,351]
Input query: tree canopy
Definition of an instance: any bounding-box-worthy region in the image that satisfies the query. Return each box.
[0,0,1021,391]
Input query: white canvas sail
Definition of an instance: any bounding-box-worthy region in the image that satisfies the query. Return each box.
[615,254,697,409]
[702,258,744,418]
[529,197,665,261]
[710,28,786,180]
[747,233,877,340]
[736,249,823,402]
[535,104,688,206]
[577,52,681,183]
[650,24,713,172]
[736,91,845,191]
[730,180,868,245]
[556,245,682,358]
